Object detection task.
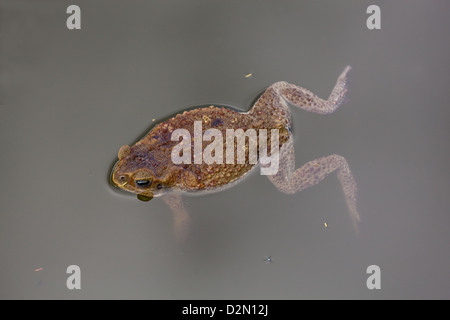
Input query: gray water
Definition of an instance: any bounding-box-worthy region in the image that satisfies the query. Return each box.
[1,0,449,299]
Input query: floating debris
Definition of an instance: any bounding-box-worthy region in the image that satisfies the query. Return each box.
[34,267,43,272]
[264,256,272,263]
[245,73,253,78]
[324,222,328,228]
[152,118,156,122]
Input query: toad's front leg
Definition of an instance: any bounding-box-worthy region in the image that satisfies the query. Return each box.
[267,137,360,231]
[161,193,190,242]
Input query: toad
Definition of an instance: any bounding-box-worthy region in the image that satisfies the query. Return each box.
[111,67,359,240]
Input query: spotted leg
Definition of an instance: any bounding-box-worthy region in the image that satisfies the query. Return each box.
[251,67,352,128]
[161,193,190,242]
[275,66,351,115]
[261,66,359,230]
[266,137,359,230]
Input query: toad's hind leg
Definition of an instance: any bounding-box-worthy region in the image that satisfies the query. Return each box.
[251,66,351,118]
[254,66,358,229]
[267,137,360,231]
[277,66,351,115]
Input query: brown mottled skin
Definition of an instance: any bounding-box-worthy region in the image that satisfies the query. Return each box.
[113,105,289,197]
[112,67,359,240]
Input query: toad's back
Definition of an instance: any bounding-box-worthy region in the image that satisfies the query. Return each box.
[134,103,291,191]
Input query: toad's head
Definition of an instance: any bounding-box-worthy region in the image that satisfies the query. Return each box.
[111,144,177,201]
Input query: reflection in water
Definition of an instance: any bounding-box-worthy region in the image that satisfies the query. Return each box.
[110,66,358,241]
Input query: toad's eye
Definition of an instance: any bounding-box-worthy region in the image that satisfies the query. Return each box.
[135,180,151,188]
[156,184,163,189]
